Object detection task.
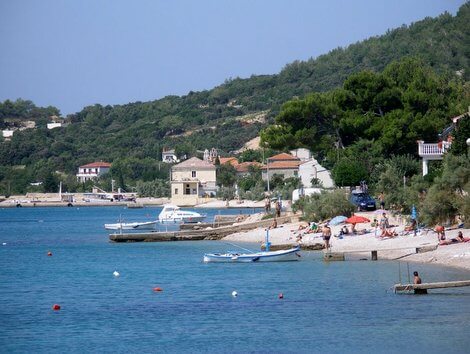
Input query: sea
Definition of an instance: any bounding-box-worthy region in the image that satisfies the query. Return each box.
[0,206,469,353]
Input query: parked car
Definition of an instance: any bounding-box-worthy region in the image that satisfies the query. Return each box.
[349,190,376,211]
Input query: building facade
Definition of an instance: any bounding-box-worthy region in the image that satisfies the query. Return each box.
[76,162,111,183]
[298,158,334,188]
[170,157,217,206]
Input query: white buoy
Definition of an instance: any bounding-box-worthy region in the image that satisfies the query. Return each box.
[2,242,6,246]
[232,291,238,297]
[113,271,120,277]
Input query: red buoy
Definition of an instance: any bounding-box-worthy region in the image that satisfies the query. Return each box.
[47,251,52,256]
[52,304,61,310]
[278,293,284,299]
[153,287,163,292]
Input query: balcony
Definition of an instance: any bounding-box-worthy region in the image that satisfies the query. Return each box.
[417,141,451,159]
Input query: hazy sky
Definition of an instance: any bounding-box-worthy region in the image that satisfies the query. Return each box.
[0,0,465,114]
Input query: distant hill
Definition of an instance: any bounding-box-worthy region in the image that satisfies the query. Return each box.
[0,3,468,190]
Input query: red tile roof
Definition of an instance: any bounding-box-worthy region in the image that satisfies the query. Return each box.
[268,153,300,162]
[262,160,301,170]
[80,162,111,168]
[219,157,239,166]
[235,161,263,173]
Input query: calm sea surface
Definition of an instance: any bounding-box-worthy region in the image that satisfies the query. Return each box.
[0,206,469,353]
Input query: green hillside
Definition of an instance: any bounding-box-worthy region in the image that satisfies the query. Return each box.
[0,3,469,195]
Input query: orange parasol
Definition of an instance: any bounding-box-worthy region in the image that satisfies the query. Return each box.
[346,215,370,224]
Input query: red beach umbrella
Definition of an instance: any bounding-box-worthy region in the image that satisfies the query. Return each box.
[346,215,370,224]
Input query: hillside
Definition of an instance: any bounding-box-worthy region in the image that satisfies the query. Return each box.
[0,3,469,194]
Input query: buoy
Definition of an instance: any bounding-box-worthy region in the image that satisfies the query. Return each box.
[47,251,52,256]
[278,293,284,299]
[113,271,120,277]
[153,287,163,292]
[52,304,61,311]
[232,291,238,297]
[2,242,6,246]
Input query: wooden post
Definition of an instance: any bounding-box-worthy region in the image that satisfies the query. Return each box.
[371,250,378,261]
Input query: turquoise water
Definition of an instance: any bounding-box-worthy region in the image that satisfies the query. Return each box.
[0,207,469,353]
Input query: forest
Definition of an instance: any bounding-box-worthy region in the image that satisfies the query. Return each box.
[0,3,468,198]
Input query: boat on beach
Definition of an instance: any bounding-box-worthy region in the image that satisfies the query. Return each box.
[104,220,158,230]
[158,204,206,223]
[203,245,301,263]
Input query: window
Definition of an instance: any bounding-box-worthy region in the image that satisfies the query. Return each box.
[294,171,298,176]
[192,171,196,178]
[174,188,178,195]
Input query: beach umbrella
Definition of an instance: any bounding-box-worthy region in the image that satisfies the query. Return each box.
[329,215,347,225]
[346,215,370,224]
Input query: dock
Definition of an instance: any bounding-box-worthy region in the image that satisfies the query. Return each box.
[322,245,437,261]
[394,280,470,293]
[109,215,294,242]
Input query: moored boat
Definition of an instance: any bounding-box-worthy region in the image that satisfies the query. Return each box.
[104,220,158,230]
[203,246,301,263]
[158,204,206,223]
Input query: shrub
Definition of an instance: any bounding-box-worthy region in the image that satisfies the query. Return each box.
[302,190,355,222]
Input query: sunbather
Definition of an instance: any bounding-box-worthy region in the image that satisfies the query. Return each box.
[380,228,397,238]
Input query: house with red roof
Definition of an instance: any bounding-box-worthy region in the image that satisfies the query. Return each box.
[76,162,112,183]
[262,153,301,180]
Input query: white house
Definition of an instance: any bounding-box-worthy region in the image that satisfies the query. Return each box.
[298,158,334,188]
[170,157,217,206]
[290,148,312,161]
[76,162,111,183]
[162,149,179,163]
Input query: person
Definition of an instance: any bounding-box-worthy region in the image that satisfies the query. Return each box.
[264,197,271,213]
[413,271,427,294]
[405,218,417,235]
[275,201,281,218]
[440,231,470,245]
[310,222,318,233]
[350,223,356,234]
[322,224,331,250]
[378,192,385,210]
[340,225,349,235]
[380,228,397,238]
[268,218,277,230]
[435,225,445,242]
[379,213,389,230]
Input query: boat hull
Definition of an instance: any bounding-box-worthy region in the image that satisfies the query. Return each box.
[104,221,158,230]
[203,247,301,263]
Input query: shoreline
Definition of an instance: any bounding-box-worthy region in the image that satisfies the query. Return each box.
[222,212,470,272]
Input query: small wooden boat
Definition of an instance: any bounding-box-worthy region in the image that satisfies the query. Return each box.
[203,246,301,263]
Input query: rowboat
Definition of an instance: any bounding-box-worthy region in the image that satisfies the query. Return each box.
[203,246,301,263]
[203,229,301,263]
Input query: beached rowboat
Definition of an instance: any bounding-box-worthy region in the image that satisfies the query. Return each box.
[203,245,301,263]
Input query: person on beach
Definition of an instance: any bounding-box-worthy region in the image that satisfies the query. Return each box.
[379,213,389,230]
[413,271,427,294]
[264,197,271,213]
[378,192,385,210]
[268,218,277,230]
[322,224,331,250]
[439,231,470,245]
[435,225,445,242]
[275,201,281,218]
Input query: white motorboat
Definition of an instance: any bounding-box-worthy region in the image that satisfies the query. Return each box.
[203,246,301,263]
[104,220,158,230]
[158,204,206,223]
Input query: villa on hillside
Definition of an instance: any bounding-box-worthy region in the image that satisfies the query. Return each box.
[170,157,217,206]
[76,162,111,182]
[162,148,179,163]
[417,109,468,176]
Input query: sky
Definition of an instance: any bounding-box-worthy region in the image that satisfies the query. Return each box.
[0,0,465,115]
